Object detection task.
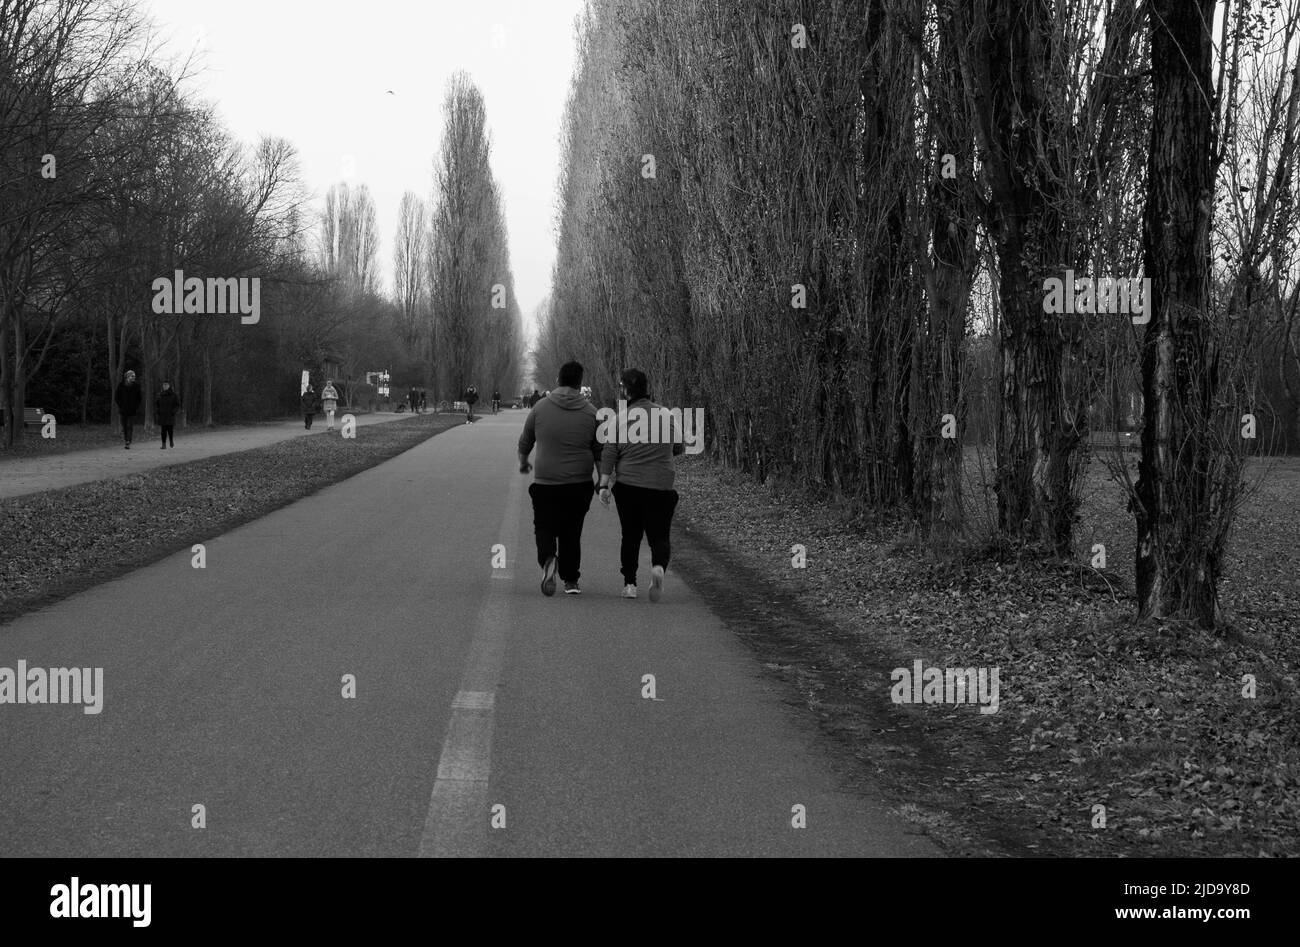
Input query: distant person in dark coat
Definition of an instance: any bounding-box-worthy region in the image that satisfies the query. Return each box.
[155,382,180,449]
[114,370,142,449]
[530,389,541,407]
[409,387,419,414]
[302,384,317,429]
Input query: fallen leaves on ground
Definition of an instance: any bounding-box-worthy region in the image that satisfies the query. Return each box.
[673,454,1300,857]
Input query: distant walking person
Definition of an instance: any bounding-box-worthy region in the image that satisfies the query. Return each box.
[301,383,317,429]
[155,382,180,449]
[529,388,540,407]
[408,386,418,414]
[518,362,600,596]
[419,388,427,413]
[464,385,479,423]
[598,369,684,602]
[114,370,142,450]
[321,381,339,431]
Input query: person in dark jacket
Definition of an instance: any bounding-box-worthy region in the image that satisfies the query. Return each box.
[114,370,142,449]
[409,387,419,414]
[302,384,317,429]
[155,382,181,449]
[529,388,540,407]
[598,369,685,602]
[517,362,600,596]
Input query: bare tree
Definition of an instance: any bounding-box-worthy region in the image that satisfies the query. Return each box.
[0,0,154,444]
[1133,0,1299,627]
[394,191,427,357]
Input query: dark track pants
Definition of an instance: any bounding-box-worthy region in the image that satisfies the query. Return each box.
[122,417,134,445]
[160,425,174,447]
[612,482,679,585]
[529,481,596,583]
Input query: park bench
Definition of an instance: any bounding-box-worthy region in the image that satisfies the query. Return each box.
[1091,430,1139,452]
[0,406,47,427]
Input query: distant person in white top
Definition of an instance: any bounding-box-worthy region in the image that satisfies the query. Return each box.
[321,382,339,431]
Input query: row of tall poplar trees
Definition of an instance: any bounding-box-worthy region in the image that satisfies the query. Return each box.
[540,0,1300,628]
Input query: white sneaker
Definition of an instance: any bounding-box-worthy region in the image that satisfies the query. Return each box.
[649,565,664,602]
[621,584,637,599]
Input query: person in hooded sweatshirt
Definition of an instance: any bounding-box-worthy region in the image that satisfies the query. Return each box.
[598,369,685,602]
[155,381,181,449]
[114,370,142,449]
[517,361,601,596]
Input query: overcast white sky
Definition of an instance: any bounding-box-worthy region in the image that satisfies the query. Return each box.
[145,0,586,336]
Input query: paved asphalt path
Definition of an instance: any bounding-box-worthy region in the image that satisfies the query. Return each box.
[0,413,938,857]
[0,412,410,500]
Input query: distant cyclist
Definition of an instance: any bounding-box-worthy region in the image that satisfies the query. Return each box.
[465,385,479,423]
[492,389,502,414]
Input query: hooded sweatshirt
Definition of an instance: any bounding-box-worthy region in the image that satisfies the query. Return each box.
[518,386,599,485]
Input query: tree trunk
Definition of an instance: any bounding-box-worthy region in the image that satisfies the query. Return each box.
[107,309,129,431]
[203,346,214,426]
[176,334,186,428]
[12,308,28,448]
[141,314,154,431]
[995,268,1082,555]
[1134,0,1219,627]
[914,18,976,540]
[81,341,93,424]
[953,0,1084,555]
[0,310,12,447]
[107,312,118,431]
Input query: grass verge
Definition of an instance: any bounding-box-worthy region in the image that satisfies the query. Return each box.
[0,413,460,626]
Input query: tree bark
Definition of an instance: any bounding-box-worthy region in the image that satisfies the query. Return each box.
[952,0,1084,555]
[914,11,976,539]
[203,346,214,426]
[0,310,11,447]
[81,340,93,424]
[1134,0,1220,627]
